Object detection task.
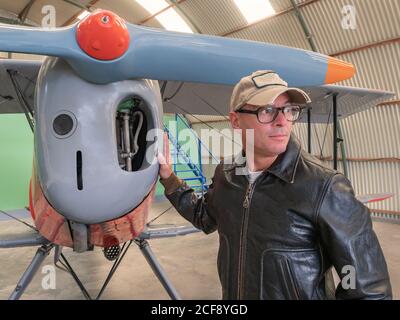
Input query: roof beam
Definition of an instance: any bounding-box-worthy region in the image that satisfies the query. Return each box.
[378,100,400,107]
[18,0,36,23]
[290,0,317,51]
[138,0,187,25]
[61,0,189,27]
[62,0,100,27]
[62,0,90,10]
[0,16,33,26]
[330,37,400,57]
[168,0,201,33]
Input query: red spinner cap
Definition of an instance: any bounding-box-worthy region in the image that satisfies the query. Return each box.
[76,10,130,61]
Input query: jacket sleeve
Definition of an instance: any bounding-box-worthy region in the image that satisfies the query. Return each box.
[159,172,218,234]
[316,173,392,300]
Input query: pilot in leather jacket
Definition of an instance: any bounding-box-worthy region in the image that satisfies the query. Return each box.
[160,134,392,300]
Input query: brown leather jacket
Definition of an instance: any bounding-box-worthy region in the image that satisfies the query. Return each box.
[160,135,392,300]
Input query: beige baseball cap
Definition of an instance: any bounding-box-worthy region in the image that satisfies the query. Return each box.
[230,70,311,112]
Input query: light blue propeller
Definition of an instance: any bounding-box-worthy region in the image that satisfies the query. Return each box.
[0,10,355,86]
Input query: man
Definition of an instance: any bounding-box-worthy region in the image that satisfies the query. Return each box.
[158,70,392,300]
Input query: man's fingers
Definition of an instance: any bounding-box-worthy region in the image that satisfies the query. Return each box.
[157,152,173,179]
[157,152,168,165]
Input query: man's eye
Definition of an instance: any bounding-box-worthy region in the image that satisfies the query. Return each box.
[285,107,299,113]
[264,108,275,114]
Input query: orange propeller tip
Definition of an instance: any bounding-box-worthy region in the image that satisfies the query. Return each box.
[325,57,356,84]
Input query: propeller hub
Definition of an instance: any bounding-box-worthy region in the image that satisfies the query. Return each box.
[76,10,130,61]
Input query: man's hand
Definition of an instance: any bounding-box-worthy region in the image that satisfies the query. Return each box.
[157,152,173,179]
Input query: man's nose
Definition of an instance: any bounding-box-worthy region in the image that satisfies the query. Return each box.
[272,109,288,126]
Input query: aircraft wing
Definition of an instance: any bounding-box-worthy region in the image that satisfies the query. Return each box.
[1,59,394,123]
[298,85,395,123]
[0,208,48,248]
[141,225,200,239]
[0,228,48,248]
[0,59,41,114]
[356,193,394,204]
[162,81,394,123]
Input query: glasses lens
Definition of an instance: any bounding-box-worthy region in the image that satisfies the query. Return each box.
[257,105,302,123]
[284,106,301,121]
[258,106,276,123]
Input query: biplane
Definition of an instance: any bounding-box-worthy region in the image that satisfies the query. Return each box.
[0,9,394,299]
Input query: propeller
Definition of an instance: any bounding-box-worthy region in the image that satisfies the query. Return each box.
[0,10,355,86]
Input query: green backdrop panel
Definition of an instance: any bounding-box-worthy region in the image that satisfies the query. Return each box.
[0,114,33,210]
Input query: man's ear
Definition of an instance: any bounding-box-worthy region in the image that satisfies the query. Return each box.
[229,111,240,129]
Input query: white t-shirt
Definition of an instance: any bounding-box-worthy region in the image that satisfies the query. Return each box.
[246,165,263,184]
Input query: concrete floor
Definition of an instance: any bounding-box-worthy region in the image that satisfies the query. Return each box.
[0,199,399,300]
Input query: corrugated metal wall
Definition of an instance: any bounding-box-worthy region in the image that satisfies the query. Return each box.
[227,11,310,49]
[178,0,247,35]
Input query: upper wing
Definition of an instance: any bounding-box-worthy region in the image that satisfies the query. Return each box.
[162,81,394,123]
[162,81,233,118]
[0,59,41,114]
[298,85,395,123]
[1,60,394,123]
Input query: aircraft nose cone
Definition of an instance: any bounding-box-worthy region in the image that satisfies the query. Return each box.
[76,10,130,61]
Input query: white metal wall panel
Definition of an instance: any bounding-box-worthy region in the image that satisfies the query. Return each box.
[340,104,400,158]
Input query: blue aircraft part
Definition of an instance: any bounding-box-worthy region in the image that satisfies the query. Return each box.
[0,22,330,87]
[0,25,80,58]
[71,24,328,86]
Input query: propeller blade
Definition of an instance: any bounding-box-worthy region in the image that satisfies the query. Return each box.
[356,193,394,204]
[0,24,80,59]
[0,10,355,86]
[116,24,355,87]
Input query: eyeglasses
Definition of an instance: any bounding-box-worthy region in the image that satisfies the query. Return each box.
[236,104,305,124]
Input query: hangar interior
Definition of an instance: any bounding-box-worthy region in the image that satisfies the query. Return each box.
[0,0,399,299]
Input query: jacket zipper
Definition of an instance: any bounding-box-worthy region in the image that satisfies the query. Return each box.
[237,176,261,299]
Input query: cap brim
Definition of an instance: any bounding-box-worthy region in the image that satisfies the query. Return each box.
[246,86,311,107]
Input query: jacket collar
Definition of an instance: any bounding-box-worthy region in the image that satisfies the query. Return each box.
[228,134,302,184]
